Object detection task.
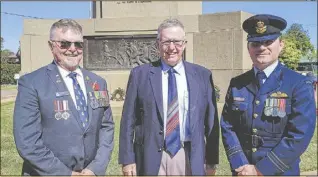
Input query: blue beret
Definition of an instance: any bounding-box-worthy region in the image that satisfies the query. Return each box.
[242,14,287,42]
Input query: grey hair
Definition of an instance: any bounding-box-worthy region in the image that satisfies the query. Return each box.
[50,19,83,40]
[157,18,185,40]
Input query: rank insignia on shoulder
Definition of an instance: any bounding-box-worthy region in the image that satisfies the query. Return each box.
[233,97,245,102]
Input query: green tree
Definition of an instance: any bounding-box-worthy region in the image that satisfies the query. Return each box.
[280,23,315,69]
[280,38,302,70]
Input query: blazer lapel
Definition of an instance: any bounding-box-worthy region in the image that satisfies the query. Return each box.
[46,62,84,130]
[183,62,199,130]
[149,61,164,123]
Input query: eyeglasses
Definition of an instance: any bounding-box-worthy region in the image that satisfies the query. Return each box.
[249,40,275,48]
[160,40,187,48]
[50,40,84,50]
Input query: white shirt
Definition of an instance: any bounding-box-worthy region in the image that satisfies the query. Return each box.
[253,60,279,83]
[161,60,190,142]
[57,65,88,107]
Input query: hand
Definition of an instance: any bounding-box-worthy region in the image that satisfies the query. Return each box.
[205,164,217,175]
[235,164,258,176]
[81,168,95,176]
[71,171,82,176]
[122,163,137,176]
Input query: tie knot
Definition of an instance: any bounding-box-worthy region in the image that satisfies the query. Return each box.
[168,68,176,74]
[68,72,77,79]
[257,71,266,80]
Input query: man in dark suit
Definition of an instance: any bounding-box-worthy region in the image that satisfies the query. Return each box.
[221,14,316,175]
[119,18,219,175]
[13,19,114,176]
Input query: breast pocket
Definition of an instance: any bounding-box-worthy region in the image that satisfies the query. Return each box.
[231,101,249,124]
[264,103,291,134]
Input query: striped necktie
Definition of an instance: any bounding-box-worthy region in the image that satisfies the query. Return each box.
[165,68,181,157]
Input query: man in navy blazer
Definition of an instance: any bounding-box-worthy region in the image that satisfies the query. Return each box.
[13,19,114,176]
[119,18,219,175]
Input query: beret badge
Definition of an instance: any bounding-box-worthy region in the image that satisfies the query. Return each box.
[256,21,267,34]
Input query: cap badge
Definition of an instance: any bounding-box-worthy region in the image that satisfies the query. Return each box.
[256,21,267,34]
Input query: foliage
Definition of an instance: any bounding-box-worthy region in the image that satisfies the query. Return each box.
[110,87,125,101]
[1,64,21,84]
[280,23,316,68]
[280,38,302,70]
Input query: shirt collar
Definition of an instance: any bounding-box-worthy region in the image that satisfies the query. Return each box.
[160,59,184,75]
[55,61,83,78]
[253,60,279,78]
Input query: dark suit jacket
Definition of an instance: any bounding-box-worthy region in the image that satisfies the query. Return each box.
[13,62,114,176]
[119,60,219,175]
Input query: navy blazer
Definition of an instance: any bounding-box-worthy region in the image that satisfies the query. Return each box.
[119,60,219,175]
[221,62,316,175]
[13,62,114,176]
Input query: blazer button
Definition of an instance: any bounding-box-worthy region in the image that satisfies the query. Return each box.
[83,133,87,138]
[255,100,260,105]
[253,113,258,119]
[159,130,163,135]
[252,148,257,152]
[158,148,162,152]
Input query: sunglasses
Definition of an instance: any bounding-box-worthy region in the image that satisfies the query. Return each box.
[249,40,275,48]
[50,40,84,50]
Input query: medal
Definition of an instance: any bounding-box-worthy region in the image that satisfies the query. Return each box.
[264,98,271,116]
[90,98,99,109]
[54,100,62,120]
[277,99,286,118]
[62,100,70,120]
[272,98,278,117]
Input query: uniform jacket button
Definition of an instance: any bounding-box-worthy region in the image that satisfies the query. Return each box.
[159,130,163,135]
[253,113,258,118]
[252,148,257,152]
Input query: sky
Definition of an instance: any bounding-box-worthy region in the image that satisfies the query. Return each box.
[1,1,317,54]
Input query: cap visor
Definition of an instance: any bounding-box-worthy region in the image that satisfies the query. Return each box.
[247,33,281,42]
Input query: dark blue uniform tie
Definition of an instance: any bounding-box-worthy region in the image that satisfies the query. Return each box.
[69,72,88,128]
[256,71,266,89]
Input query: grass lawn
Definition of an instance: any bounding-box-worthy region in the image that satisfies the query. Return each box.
[1,102,317,175]
[0,85,17,91]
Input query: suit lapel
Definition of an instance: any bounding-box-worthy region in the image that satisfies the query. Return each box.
[183,62,199,130]
[259,63,283,95]
[245,69,258,95]
[46,62,84,130]
[149,61,164,123]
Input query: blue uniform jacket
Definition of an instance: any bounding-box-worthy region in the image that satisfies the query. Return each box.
[221,62,316,175]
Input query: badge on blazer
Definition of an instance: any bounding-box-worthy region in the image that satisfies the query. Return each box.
[233,97,245,102]
[264,91,288,118]
[54,100,70,120]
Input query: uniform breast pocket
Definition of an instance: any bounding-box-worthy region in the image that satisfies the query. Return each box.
[264,103,291,134]
[231,101,249,124]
